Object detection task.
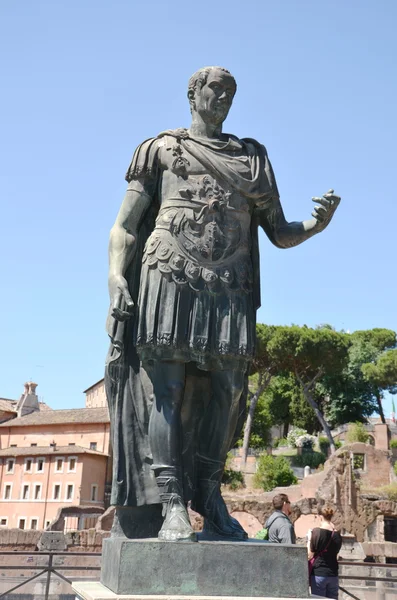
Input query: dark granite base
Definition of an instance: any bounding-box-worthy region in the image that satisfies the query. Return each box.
[101,538,309,598]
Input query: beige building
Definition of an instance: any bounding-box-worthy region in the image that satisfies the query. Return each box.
[84,379,106,408]
[0,382,110,530]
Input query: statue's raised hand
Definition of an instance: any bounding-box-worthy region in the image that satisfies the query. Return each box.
[108,273,134,321]
[311,189,341,230]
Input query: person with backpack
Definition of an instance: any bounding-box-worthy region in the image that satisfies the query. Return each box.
[308,506,342,599]
[260,493,296,544]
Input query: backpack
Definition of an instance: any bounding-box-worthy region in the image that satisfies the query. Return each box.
[255,527,269,540]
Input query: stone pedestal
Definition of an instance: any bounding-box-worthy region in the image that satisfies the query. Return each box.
[97,538,309,598]
[73,581,317,600]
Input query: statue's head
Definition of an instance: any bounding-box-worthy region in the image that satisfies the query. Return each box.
[188,66,236,125]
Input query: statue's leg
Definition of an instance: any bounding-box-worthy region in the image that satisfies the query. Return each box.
[147,360,196,542]
[193,369,248,539]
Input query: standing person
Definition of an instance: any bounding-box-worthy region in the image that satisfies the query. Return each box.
[264,493,296,544]
[308,506,342,599]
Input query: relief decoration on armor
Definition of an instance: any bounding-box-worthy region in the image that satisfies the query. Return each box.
[142,175,252,294]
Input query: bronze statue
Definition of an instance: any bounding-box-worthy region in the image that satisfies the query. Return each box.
[105,66,340,542]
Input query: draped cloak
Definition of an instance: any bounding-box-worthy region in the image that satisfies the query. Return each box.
[105,129,280,507]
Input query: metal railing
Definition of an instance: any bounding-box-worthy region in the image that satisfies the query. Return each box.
[338,560,397,600]
[0,551,101,600]
[1,553,397,600]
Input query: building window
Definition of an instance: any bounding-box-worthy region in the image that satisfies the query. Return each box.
[18,518,26,530]
[90,484,98,502]
[34,484,42,500]
[68,457,77,472]
[45,520,51,529]
[68,443,75,446]
[36,458,44,473]
[22,485,30,500]
[31,443,37,447]
[30,518,38,530]
[0,518,7,527]
[90,442,97,451]
[6,459,15,474]
[66,484,74,501]
[55,458,64,473]
[53,484,61,500]
[24,458,33,472]
[3,484,12,500]
[10,444,17,448]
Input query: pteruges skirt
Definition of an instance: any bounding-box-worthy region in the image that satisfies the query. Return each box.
[134,262,256,372]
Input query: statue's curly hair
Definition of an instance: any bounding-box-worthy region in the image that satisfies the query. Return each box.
[187,66,236,113]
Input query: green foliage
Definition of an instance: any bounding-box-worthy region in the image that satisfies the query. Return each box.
[254,455,297,492]
[276,437,289,447]
[346,422,370,444]
[289,387,320,433]
[375,483,397,502]
[222,468,245,490]
[265,325,351,380]
[362,349,397,391]
[352,454,365,470]
[261,374,295,433]
[335,440,342,449]
[393,462,397,475]
[292,451,327,469]
[325,329,397,426]
[390,439,397,449]
[319,436,330,455]
[272,437,281,448]
[249,323,397,454]
[248,389,272,449]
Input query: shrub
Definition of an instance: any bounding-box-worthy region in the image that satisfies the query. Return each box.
[273,437,288,448]
[295,434,316,450]
[292,451,327,469]
[254,455,298,491]
[394,462,397,477]
[376,483,397,502]
[287,427,308,448]
[319,436,330,455]
[346,422,370,444]
[335,440,342,449]
[222,468,245,491]
[390,439,397,449]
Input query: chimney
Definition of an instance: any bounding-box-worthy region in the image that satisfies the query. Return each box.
[16,382,40,418]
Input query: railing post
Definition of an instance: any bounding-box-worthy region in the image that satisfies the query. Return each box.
[44,553,53,600]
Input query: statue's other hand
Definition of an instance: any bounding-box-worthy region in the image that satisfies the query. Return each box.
[311,189,341,230]
[109,274,134,321]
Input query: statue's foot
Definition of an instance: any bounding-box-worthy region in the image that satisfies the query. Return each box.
[203,514,248,540]
[192,488,248,540]
[158,498,196,542]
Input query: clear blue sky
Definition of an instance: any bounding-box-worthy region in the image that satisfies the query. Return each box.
[1,1,396,415]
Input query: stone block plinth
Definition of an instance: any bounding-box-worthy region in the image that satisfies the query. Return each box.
[98,538,309,598]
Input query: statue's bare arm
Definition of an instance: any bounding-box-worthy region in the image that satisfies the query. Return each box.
[260,189,341,249]
[108,181,152,320]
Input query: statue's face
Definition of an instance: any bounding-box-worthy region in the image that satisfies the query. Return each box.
[194,68,236,126]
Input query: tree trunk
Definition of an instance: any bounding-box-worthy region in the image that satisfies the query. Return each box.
[241,373,271,468]
[296,371,336,454]
[375,390,386,424]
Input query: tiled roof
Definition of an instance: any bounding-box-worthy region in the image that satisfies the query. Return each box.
[0,445,108,457]
[0,399,17,413]
[0,407,109,427]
